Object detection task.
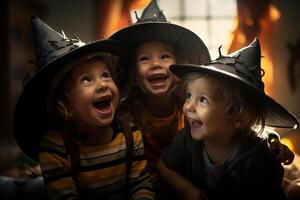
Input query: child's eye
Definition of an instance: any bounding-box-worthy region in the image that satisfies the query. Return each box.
[102,71,111,79]
[199,96,209,104]
[138,56,149,63]
[80,76,90,84]
[161,53,173,60]
[185,92,192,101]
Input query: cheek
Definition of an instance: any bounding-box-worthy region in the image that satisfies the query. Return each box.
[111,84,120,105]
[135,70,147,88]
[114,88,120,102]
[168,59,176,66]
[171,74,180,83]
[182,103,188,114]
[136,66,147,78]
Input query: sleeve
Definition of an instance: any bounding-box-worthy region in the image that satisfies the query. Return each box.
[129,129,156,200]
[238,143,288,199]
[38,131,79,200]
[161,128,188,174]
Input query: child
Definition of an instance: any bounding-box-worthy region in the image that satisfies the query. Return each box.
[109,0,210,183]
[109,0,295,185]
[13,16,155,199]
[158,38,299,199]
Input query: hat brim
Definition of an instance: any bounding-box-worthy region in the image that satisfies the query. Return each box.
[110,22,210,62]
[13,39,127,160]
[109,22,211,96]
[170,63,299,129]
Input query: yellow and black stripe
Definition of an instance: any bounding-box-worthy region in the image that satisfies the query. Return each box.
[38,123,155,200]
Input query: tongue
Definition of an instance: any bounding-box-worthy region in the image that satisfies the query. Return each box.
[95,102,111,112]
[192,121,202,128]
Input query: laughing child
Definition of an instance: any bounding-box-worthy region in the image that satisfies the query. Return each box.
[158,38,299,199]
[13,16,155,199]
[109,0,295,187]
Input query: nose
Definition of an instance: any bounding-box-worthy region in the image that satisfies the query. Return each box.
[95,80,108,93]
[184,100,196,113]
[151,57,162,69]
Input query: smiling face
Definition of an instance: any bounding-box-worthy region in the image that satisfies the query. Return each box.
[183,75,238,142]
[64,58,119,131]
[134,41,179,98]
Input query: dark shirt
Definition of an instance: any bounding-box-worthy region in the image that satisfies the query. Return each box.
[161,126,288,200]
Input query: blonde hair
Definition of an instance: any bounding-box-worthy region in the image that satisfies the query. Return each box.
[179,72,267,135]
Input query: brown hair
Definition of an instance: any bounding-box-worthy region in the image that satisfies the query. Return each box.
[178,72,267,135]
[122,41,208,120]
[123,41,185,119]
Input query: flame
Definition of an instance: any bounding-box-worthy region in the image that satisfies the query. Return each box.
[259,4,281,95]
[97,0,150,38]
[228,3,281,96]
[130,0,150,10]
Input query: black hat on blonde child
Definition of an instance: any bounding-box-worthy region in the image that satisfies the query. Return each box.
[13,16,128,160]
[170,38,299,129]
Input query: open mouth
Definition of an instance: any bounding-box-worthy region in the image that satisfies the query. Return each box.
[93,96,112,112]
[148,74,168,83]
[190,119,203,129]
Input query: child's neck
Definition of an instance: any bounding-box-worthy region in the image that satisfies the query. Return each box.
[145,94,176,118]
[79,125,113,145]
[203,136,239,165]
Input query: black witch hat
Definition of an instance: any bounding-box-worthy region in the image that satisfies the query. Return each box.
[170,38,299,129]
[109,0,211,64]
[13,16,128,160]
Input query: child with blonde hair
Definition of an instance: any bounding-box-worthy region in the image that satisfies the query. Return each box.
[158,38,298,199]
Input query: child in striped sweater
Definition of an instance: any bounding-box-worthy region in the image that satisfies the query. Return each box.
[13,16,155,200]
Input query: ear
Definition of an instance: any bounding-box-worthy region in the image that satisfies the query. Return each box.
[233,111,250,129]
[233,118,243,129]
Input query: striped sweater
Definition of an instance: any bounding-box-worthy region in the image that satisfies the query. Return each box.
[140,107,185,183]
[38,123,155,200]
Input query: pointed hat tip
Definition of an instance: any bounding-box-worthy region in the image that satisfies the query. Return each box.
[31,14,40,22]
[250,37,260,48]
[31,15,43,27]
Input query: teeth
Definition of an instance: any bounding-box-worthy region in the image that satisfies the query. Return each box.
[148,74,167,82]
[191,120,202,128]
[93,97,111,110]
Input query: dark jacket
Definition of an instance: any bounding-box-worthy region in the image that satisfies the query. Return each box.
[162,126,288,200]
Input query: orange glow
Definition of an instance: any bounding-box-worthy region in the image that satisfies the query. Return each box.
[261,52,274,95]
[245,18,254,26]
[228,3,281,96]
[259,4,281,95]
[280,138,295,152]
[103,0,124,37]
[130,0,151,10]
[97,0,151,38]
[269,4,281,21]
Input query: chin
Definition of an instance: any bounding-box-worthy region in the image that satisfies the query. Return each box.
[97,116,114,126]
[191,132,203,141]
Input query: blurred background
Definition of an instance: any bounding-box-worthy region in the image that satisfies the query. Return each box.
[1,0,300,187]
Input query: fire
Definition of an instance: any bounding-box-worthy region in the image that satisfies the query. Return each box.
[228,2,281,96]
[96,0,150,38]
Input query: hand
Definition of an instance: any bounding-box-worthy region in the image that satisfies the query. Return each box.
[21,164,42,178]
[285,178,300,199]
[269,137,294,165]
[183,186,209,200]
